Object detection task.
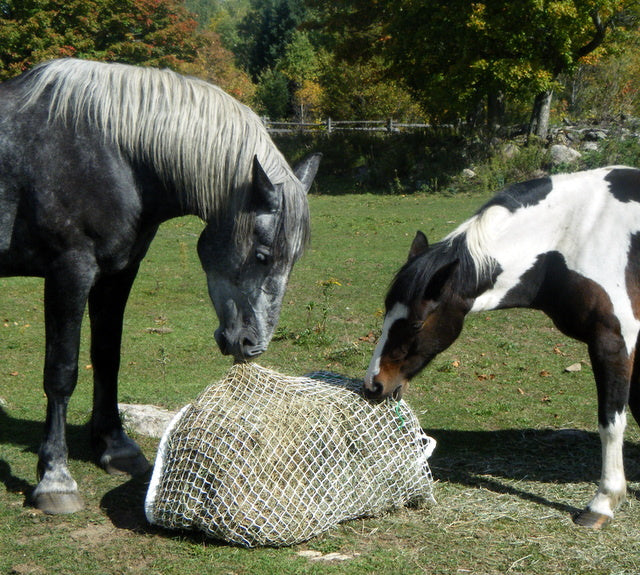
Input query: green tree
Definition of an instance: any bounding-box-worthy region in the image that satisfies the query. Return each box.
[565,24,640,119]
[255,66,290,118]
[280,30,321,120]
[236,0,308,80]
[309,0,639,135]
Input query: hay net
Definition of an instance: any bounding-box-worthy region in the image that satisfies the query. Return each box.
[145,363,435,547]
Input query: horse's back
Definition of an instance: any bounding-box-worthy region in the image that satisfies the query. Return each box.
[470,166,640,349]
[487,166,640,212]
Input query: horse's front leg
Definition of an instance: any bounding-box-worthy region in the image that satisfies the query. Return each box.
[88,268,149,476]
[574,330,631,528]
[32,263,95,514]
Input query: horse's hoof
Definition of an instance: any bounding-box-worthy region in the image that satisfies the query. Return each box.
[101,451,150,476]
[33,491,84,515]
[573,509,611,528]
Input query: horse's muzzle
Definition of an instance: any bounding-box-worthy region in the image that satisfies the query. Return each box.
[363,379,404,402]
[215,330,266,361]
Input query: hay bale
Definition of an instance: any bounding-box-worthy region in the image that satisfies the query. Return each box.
[144,363,435,547]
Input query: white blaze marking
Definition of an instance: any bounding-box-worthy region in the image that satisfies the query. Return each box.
[365,303,408,386]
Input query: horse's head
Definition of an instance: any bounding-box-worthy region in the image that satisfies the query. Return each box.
[363,231,468,401]
[198,153,320,361]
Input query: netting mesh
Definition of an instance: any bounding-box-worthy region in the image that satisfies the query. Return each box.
[144,363,435,547]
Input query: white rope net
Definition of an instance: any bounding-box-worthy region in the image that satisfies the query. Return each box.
[144,363,435,547]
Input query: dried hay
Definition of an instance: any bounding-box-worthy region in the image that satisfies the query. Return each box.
[144,363,435,547]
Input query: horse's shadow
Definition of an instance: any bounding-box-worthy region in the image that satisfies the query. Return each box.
[425,427,640,516]
[3,405,640,531]
[0,406,96,503]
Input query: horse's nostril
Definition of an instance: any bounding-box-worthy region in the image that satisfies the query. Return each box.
[363,379,384,400]
[242,337,257,350]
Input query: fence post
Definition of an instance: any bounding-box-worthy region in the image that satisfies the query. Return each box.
[387,118,394,132]
[326,117,332,134]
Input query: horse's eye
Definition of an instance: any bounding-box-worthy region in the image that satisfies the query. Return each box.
[389,346,408,361]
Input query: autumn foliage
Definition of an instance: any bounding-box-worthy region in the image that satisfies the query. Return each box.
[0,0,252,101]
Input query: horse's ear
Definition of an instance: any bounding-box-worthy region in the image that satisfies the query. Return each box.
[252,156,281,212]
[424,259,459,302]
[294,153,322,194]
[409,231,429,260]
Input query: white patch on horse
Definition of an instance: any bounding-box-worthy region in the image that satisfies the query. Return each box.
[465,167,640,354]
[588,410,627,517]
[366,303,409,385]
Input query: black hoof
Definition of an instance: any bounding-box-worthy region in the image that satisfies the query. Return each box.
[573,509,611,528]
[101,452,150,476]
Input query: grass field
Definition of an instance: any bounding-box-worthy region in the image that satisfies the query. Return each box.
[2,191,640,574]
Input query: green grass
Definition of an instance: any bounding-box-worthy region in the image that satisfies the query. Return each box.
[2,192,640,574]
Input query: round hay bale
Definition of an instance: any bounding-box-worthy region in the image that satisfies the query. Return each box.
[145,363,435,547]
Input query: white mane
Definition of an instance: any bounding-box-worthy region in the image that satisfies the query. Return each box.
[22,59,295,220]
[444,205,506,281]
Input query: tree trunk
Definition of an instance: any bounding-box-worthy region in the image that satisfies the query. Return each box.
[528,89,553,140]
[487,91,505,131]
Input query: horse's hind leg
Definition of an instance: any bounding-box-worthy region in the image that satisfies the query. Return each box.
[573,330,631,528]
[88,268,149,476]
[32,261,96,514]
[627,335,640,427]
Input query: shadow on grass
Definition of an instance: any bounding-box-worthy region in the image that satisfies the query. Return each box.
[0,406,105,504]
[4,405,640,532]
[97,426,640,537]
[425,427,640,517]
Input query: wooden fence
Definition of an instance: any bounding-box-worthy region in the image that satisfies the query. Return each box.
[262,118,455,134]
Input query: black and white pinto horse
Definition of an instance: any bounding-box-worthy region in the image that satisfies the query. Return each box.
[0,59,320,514]
[364,166,640,528]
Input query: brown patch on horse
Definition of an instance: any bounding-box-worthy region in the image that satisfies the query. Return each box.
[625,233,640,320]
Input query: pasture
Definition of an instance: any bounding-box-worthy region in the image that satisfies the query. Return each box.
[2,191,640,574]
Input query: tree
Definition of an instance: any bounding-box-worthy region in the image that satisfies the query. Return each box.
[566,26,640,119]
[279,30,322,120]
[304,0,425,120]
[0,0,202,79]
[236,0,308,80]
[255,67,290,118]
[182,28,256,103]
[309,0,639,135]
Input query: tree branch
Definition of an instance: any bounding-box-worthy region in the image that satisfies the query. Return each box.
[576,9,609,59]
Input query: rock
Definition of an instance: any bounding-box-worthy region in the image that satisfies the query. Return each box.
[564,362,582,373]
[582,128,608,141]
[501,143,520,159]
[550,144,581,167]
[462,168,476,178]
[119,403,178,438]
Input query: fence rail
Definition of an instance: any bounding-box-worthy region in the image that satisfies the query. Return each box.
[263,117,453,134]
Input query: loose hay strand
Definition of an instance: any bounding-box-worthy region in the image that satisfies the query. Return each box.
[145,363,435,547]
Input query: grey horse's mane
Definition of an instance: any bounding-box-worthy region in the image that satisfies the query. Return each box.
[21,59,309,257]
